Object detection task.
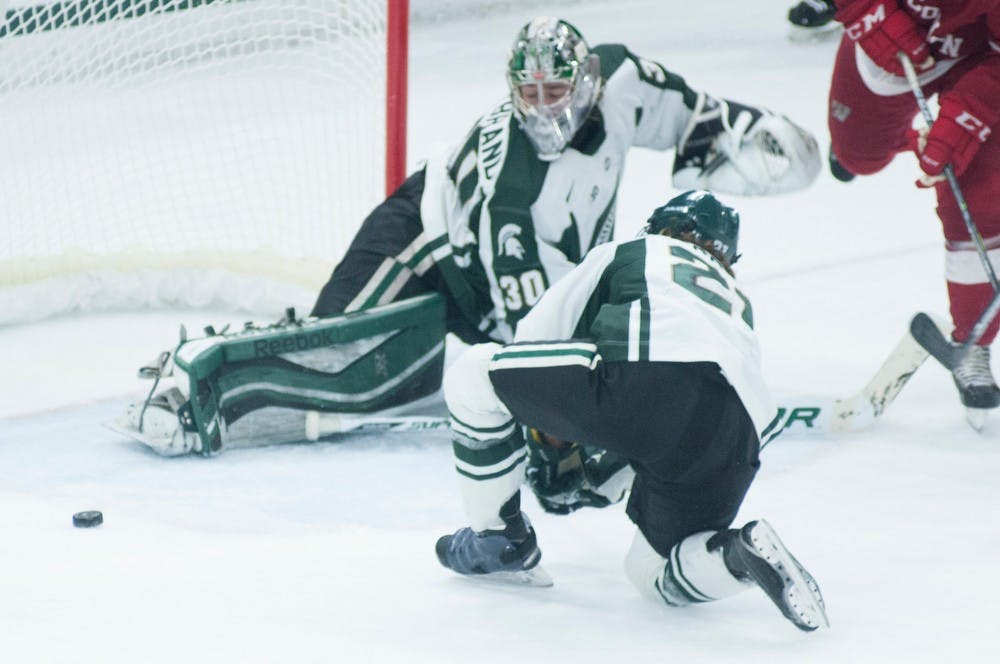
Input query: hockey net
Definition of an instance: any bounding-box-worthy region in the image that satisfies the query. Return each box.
[0,0,407,324]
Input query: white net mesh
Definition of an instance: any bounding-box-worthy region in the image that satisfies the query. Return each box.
[0,0,389,324]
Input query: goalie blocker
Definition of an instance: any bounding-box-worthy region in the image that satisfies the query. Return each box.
[109,293,446,456]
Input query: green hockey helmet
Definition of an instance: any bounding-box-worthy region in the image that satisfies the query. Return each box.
[507,17,602,160]
[644,190,741,264]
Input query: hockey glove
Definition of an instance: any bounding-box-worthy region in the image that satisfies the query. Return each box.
[841,1,933,76]
[524,429,632,515]
[910,94,995,186]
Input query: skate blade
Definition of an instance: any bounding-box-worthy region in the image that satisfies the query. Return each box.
[749,520,830,632]
[463,565,554,588]
[965,408,989,432]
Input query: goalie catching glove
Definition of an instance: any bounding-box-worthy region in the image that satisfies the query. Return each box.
[524,428,634,515]
[672,94,821,196]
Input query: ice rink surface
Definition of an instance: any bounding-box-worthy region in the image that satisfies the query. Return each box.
[2,1,998,662]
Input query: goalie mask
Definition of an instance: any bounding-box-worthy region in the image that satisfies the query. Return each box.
[644,190,741,264]
[507,17,602,161]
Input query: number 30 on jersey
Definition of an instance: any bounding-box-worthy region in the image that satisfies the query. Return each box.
[499,269,546,311]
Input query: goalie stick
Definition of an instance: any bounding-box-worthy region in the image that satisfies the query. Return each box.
[304,411,450,440]
[306,319,945,443]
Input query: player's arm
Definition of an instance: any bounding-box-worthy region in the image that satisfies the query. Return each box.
[910,11,1000,181]
[608,46,821,196]
[525,428,633,514]
[833,1,934,74]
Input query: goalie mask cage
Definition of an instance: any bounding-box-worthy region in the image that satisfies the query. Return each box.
[0,0,408,325]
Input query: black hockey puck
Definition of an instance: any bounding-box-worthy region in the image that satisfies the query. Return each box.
[72,510,103,528]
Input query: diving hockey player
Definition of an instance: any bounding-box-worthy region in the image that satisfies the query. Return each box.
[827,1,1000,428]
[114,16,822,456]
[436,191,829,633]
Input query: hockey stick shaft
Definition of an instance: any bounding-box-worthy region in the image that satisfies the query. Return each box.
[898,52,999,291]
[307,321,932,444]
[305,411,450,440]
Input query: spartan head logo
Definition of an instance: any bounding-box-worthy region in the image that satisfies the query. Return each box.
[497,223,526,260]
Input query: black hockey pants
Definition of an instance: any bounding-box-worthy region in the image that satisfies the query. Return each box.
[489,356,760,557]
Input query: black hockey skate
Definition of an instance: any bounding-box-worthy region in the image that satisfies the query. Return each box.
[722,520,829,632]
[787,0,840,42]
[436,512,552,587]
[951,343,1000,429]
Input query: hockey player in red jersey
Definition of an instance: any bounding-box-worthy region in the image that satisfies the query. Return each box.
[827,1,1000,423]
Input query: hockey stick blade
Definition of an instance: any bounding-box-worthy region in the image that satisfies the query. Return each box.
[828,317,942,432]
[773,317,947,439]
[910,312,961,371]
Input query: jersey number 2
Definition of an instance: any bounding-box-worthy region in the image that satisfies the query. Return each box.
[670,246,753,328]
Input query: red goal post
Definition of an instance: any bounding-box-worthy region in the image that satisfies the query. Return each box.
[0,0,410,325]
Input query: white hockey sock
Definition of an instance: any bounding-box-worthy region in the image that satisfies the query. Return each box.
[444,343,526,532]
[625,530,750,606]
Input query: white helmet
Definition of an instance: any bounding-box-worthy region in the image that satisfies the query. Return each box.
[507,17,602,160]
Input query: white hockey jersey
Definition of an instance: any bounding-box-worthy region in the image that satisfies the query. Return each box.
[513,234,776,439]
[420,44,704,342]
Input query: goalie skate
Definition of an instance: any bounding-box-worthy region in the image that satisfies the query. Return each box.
[727,520,829,632]
[105,389,200,456]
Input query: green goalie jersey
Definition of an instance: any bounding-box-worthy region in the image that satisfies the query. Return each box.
[419,44,703,342]
[513,234,777,439]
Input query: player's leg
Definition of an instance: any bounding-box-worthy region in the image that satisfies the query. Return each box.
[435,343,548,584]
[931,107,1000,411]
[312,168,435,315]
[581,367,829,632]
[310,169,486,344]
[827,36,917,178]
[616,369,760,607]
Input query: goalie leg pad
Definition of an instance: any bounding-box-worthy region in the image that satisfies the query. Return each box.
[113,294,446,456]
[673,94,821,196]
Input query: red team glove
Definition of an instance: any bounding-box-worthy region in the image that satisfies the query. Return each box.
[912,95,995,186]
[841,1,934,76]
